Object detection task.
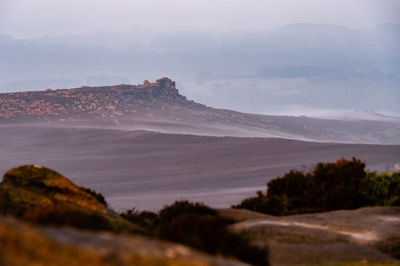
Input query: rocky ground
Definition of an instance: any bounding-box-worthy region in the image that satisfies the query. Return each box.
[0,165,399,266]
[221,207,400,265]
[0,215,245,266]
[0,165,245,266]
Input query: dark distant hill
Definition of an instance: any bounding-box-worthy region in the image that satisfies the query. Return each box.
[0,78,399,144]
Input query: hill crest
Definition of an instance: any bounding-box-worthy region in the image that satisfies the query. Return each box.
[0,78,399,144]
[0,77,201,120]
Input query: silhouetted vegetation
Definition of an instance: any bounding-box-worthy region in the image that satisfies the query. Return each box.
[120,208,158,234]
[157,201,217,224]
[79,187,108,206]
[234,158,400,215]
[121,201,269,265]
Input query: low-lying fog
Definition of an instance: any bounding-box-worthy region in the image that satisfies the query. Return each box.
[179,77,400,118]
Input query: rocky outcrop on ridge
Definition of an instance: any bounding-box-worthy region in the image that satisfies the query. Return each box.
[0,78,201,121]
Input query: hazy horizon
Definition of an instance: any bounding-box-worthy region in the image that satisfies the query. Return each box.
[1,22,399,41]
[1,1,399,116]
[1,0,399,38]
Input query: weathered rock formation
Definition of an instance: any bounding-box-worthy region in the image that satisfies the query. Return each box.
[0,78,201,121]
[0,165,133,231]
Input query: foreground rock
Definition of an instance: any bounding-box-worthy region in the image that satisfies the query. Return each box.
[0,165,134,232]
[0,165,246,265]
[222,207,400,265]
[0,215,244,266]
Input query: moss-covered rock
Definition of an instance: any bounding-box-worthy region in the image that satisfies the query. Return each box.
[0,165,134,232]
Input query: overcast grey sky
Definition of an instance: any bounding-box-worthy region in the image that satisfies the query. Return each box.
[0,0,399,38]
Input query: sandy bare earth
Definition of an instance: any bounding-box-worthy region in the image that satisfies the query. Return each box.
[0,124,399,211]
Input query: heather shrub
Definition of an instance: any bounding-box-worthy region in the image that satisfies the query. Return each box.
[234,158,397,215]
[158,200,217,224]
[364,171,400,206]
[122,201,269,265]
[120,208,157,234]
[79,187,108,207]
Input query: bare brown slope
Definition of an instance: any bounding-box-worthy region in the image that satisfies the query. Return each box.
[0,78,399,144]
[1,125,399,210]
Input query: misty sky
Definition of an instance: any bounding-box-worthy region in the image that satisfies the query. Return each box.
[1,0,399,38]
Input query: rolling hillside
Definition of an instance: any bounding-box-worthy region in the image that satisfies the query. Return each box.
[0,78,399,144]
